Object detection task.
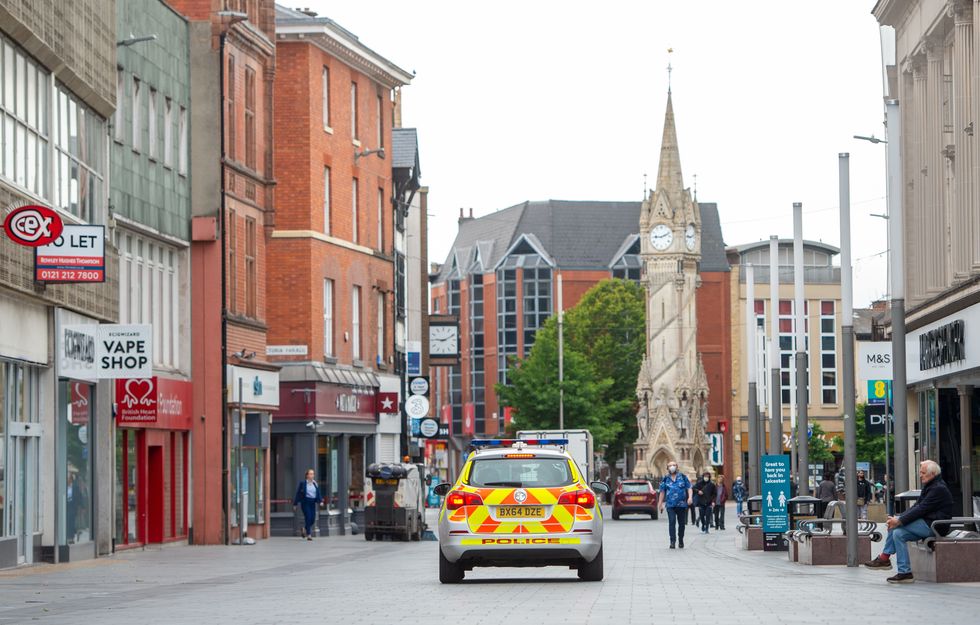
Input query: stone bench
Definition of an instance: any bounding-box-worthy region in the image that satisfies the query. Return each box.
[908,518,980,583]
[790,519,880,565]
[737,514,763,551]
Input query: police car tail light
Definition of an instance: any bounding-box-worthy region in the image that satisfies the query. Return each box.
[446,490,484,510]
[557,489,595,509]
[505,453,535,459]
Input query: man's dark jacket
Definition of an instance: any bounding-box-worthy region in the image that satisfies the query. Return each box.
[696,479,717,505]
[899,475,954,536]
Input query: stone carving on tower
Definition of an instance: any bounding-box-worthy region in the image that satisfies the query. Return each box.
[633,88,711,478]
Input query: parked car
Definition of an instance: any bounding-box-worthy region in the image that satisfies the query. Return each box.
[612,479,658,520]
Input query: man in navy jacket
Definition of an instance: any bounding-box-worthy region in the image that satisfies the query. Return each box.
[864,460,953,583]
[293,469,323,540]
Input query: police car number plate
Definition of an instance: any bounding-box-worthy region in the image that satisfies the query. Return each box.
[497,506,544,518]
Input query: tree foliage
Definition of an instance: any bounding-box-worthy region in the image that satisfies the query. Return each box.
[808,422,835,464]
[831,403,894,466]
[496,279,646,457]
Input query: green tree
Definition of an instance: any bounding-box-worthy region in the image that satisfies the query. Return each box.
[808,423,836,464]
[495,278,645,458]
[831,403,894,467]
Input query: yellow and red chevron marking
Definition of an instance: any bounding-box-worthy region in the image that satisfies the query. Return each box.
[450,485,594,534]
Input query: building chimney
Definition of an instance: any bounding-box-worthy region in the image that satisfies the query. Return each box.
[297,7,318,17]
[393,87,403,129]
[458,208,474,225]
[469,208,473,218]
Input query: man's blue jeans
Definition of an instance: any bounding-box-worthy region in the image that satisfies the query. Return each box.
[882,518,932,573]
[736,500,744,516]
[666,507,687,544]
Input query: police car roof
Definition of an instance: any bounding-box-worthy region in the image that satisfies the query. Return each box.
[469,447,570,459]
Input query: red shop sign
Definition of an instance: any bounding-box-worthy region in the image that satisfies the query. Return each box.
[3,204,64,246]
[116,377,192,430]
[70,382,91,425]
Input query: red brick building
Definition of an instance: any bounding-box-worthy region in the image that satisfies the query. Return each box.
[169,0,279,544]
[429,201,731,472]
[266,6,413,536]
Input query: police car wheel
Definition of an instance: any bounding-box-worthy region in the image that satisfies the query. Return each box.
[577,545,603,582]
[439,548,465,584]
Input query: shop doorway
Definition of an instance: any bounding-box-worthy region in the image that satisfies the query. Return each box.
[147,446,164,543]
[9,432,38,564]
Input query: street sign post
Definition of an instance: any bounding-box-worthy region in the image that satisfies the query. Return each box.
[761,454,791,551]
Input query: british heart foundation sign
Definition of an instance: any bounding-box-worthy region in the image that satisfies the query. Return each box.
[116,377,192,430]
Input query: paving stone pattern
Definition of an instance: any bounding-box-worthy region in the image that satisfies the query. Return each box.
[0,505,978,625]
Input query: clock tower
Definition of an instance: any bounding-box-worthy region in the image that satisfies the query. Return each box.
[633,89,711,478]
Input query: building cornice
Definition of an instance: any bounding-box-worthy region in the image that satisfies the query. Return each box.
[276,24,413,88]
[271,229,390,259]
[872,0,910,26]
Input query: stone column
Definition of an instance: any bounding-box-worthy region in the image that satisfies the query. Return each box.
[926,41,946,292]
[911,57,929,302]
[957,385,973,516]
[951,1,979,270]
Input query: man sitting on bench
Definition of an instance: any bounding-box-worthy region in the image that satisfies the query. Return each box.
[864,460,953,583]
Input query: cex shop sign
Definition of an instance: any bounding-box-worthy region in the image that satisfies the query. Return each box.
[3,204,64,246]
[116,376,192,429]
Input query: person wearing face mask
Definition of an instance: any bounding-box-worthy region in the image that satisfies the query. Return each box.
[695,471,716,533]
[712,474,728,530]
[658,461,693,549]
[732,476,747,516]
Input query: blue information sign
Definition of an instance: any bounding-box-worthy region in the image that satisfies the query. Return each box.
[407,351,421,376]
[761,454,791,534]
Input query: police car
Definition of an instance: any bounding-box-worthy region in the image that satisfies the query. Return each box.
[433,438,608,583]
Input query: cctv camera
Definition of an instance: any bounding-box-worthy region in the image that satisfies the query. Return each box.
[305,421,316,428]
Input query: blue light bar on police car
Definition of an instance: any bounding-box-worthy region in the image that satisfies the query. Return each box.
[470,438,569,447]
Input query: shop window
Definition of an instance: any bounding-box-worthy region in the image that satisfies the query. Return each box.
[60,380,93,545]
[231,445,265,526]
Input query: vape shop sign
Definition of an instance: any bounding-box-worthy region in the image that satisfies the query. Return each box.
[60,323,153,379]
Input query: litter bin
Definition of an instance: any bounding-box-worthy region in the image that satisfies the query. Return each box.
[894,489,921,515]
[786,496,821,562]
[747,494,762,520]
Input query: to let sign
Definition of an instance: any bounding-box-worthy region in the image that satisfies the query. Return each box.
[35,225,106,283]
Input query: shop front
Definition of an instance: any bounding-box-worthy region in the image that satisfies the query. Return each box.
[907,304,980,517]
[113,377,192,549]
[0,293,47,569]
[270,365,377,537]
[227,365,278,542]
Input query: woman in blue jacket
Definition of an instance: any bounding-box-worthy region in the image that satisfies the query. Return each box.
[293,469,323,540]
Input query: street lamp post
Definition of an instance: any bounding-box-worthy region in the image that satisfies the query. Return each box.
[793,203,810,496]
[840,153,858,565]
[769,236,782,458]
[746,264,760,496]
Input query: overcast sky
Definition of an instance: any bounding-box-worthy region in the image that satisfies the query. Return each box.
[304,1,889,307]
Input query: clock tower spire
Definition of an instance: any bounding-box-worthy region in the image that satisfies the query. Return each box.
[634,86,710,479]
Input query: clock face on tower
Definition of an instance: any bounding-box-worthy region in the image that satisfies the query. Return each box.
[685,224,696,251]
[429,324,459,355]
[650,224,673,251]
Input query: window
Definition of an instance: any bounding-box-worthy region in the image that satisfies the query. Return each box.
[323,166,331,234]
[377,292,384,363]
[148,88,157,159]
[820,300,837,404]
[54,86,106,222]
[522,265,552,351]
[321,66,330,129]
[178,106,187,174]
[244,67,255,169]
[227,55,236,159]
[497,268,518,384]
[778,299,809,405]
[376,94,383,148]
[469,274,486,433]
[350,81,358,141]
[228,210,237,313]
[352,286,361,360]
[131,76,141,152]
[114,69,125,142]
[323,279,334,357]
[163,97,173,167]
[448,278,463,433]
[1,361,43,538]
[351,177,359,243]
[377,187,384,250]
[115,232,182,369]
[245,217,256,317]
[0,37,50,197]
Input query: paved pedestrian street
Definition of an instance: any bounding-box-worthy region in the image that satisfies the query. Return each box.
[1,506,977,625]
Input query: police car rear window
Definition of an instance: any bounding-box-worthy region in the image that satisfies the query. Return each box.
[469,458,573,488]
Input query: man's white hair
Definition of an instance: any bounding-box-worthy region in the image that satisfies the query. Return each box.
[920,460,941,477]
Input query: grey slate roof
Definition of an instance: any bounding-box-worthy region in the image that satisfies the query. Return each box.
[392,128,419,170]
[434,200,729,283]
[698,203,730,272]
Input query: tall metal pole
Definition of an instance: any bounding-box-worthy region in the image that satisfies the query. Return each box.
[793,203,810,496]
[840,153,858,565]
[238,375,245,546]
[558,272,564,430]
[746,264,760,496]
[769,235,782,458]
[886,99,908,494]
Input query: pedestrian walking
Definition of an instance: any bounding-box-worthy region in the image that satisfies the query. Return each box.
[293,469,323,540]
[815,471,836,518]
[658,461,693,549]
[855,470,874,520]
[732,477,747,516]
[689,473,700,526]
[695,471,716,533]
[712,474,728,530]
